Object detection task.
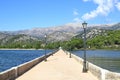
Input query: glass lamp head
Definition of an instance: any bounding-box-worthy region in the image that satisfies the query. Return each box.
[82,21,87,29]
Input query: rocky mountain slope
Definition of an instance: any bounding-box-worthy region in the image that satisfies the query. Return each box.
[4,23,82,42]
[75,23,120,39]
[16,23,82,36]
[0,22,120,43]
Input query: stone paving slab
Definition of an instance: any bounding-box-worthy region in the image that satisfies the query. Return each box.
[16,49,98,80]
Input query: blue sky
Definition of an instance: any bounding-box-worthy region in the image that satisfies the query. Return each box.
[0,0,120,31]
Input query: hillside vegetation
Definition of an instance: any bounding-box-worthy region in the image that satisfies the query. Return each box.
[87,30,120,49]
[47,30,120,50]
[1,30,120,50]
[0,34,42,49]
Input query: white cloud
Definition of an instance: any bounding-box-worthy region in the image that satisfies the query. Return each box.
[73,9,81,22]
[82,0,114,20]
[116,2,120,11]
[73,17,81,22]
[73,10,79,16]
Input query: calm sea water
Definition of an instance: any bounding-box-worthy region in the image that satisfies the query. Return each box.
[72,50,120,73]
[0,50,53,72]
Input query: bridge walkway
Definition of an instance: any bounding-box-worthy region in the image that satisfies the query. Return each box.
[16,49,98,80]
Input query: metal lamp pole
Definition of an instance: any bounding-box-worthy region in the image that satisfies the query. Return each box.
[44,34,47,61]
[82,21,87,72]
[69,40,72,58]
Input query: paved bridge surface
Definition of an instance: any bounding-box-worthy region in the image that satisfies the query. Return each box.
[16,49,98,80]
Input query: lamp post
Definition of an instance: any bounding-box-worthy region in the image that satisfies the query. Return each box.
[44,34,47,61]
[82,21,87,72]
[69,50,72,58]
[69,40,72,58]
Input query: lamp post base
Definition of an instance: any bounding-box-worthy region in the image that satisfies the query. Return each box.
[44,57,47,62]
[69,53,71,58]
[83,68,87,72]
[83,61,88,72]
[44,59,47,62]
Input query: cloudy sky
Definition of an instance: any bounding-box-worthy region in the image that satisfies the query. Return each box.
[0,0,120,31]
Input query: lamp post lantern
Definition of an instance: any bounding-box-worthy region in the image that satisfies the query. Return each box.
[44,34,47,61]
[82,21,88,72]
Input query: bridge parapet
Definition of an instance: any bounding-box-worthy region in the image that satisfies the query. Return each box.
[65,50,120,80]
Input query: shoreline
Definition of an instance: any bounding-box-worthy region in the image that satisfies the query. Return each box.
[1,48,120,51]
[0,48,44,50]
[71,48,120,51]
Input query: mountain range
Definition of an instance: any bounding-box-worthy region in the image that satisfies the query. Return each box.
[0,22,120,43]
